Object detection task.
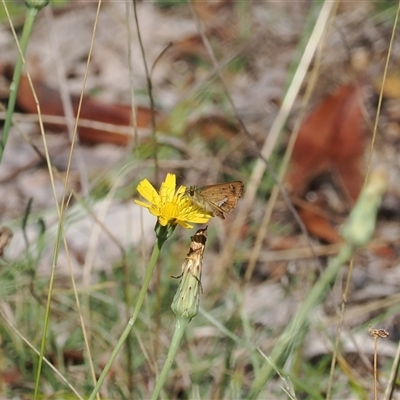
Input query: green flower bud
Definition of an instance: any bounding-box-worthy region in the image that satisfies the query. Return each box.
[341,168,388,247]
[24,0,49,10]
[171,228,207,321]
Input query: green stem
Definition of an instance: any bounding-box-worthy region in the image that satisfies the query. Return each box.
[0,6,38,162]
[34,221,64,400]
[248,244,354,399]
[88,235,166,400]
[150,317,190,400]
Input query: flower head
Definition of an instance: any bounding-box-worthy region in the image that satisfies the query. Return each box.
[134,173,212,229]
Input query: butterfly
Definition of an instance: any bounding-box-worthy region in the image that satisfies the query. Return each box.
[184,181,244,219]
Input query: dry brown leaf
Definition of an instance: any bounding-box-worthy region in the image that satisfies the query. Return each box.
[287,85,366,242]
[2,64,156,145]
[288,84,365,203]
[297,206,343,244]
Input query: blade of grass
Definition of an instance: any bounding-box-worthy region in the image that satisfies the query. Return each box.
[0,307,83,399]
[0,0,45,162]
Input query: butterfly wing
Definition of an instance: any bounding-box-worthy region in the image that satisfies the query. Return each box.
[200,181,244,218]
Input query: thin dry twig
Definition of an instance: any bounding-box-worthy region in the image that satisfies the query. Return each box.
[369,325,390,400]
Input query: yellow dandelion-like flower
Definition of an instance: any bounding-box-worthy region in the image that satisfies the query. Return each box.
[134,173,212,229]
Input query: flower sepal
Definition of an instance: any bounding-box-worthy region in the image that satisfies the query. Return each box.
[154,221,176,243]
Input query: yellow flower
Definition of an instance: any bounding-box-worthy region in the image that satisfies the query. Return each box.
[134,173,212,229]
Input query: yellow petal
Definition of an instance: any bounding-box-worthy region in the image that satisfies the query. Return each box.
[148,207,161,217]
[176,220,194,229]
[190,215,210,224]
[158,215,169,226]
[163,202,177,220]
[134,199,152,209]
[176,185,186,196]
[137,179,160,205]
[159,173,176,203]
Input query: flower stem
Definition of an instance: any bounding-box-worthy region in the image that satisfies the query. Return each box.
[0,6,38,163]
[150,317,190,400]
[88,235,166,400]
